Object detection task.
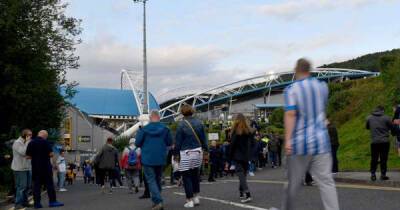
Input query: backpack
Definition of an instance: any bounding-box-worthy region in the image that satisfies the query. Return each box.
[128,147,138,166]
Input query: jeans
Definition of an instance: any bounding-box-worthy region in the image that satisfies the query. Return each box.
[371,142,390,175]
[181,168,200,199]
[249,161,255,173]
[57,172,66,189]
[143,165,163,205]
[14,171,31,206]
[235,161,249,193]
[269,151,278,166]
[126,169,140,190]
[33,172,57,205]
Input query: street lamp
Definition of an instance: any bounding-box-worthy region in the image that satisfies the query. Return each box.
[133,0,149,114]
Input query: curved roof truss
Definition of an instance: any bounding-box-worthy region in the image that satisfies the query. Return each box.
[159,68,379,120]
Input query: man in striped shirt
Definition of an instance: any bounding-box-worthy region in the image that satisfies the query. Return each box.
[282,58,339,210]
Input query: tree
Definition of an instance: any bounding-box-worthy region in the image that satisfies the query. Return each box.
[0,0,81,138]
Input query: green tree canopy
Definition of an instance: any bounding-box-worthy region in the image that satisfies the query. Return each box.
[0,0,81,138]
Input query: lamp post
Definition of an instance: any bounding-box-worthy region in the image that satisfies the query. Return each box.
[133,0,149,114]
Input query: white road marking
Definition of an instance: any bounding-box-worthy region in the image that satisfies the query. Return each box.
[174,192,274,210]
[223,179,400,192]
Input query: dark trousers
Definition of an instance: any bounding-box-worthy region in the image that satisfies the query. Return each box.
[277,146,282,166]
[32,173,56,205]
[112,169,123,187]
[208,163,217,180]
[305,172,313,184]
[269,151,278,166]
[97,169,114,187]
[370,142,390,175]
[235,161,249,193]
[331,145,339,173]
[182,168,200,199]
[258,153,266,167]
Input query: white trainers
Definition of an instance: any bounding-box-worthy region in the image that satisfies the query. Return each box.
[184,201,194,208]
[59,188,67,192]
[241,197,252,203]
[249,172,255,177]
[193,196,200,206]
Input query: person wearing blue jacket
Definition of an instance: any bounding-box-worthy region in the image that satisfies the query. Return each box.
[135,110,173,210]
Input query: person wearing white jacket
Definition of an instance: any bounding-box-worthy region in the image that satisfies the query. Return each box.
[11,129,32,210]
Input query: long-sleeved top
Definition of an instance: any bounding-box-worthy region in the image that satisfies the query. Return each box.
[229,132,255,162]
[366,109,393,144]
[11,137,31,171]
[135,122,173,166]
[175,116,208,153]
[95,143,118,170]
[26,137,53,177]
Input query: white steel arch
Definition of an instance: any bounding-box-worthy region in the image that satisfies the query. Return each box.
[159,68,379,120]
[119,68,378,137]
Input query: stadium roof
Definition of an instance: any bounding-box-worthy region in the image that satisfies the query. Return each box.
[66,87,159,117]
[254,104,284,109]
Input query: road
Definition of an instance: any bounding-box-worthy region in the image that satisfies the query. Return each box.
[16,168,400,210]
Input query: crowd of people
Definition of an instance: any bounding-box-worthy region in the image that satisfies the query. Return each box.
[6,58,400,210]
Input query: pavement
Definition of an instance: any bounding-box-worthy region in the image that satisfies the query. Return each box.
[334,171,400,187]
[4,167,400,210]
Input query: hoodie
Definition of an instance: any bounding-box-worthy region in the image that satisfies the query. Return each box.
[366,109,393,144]
[96,143,118,170]
[135,122,173,166]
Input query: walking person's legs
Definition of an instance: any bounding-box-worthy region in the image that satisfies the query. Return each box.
[271,152,278,167]
[282,155,309,210]
[32,176,43,208]
[331,145,339,173]
[116,170,123,186]
[182,169,195,207]
[192,168,200,194]
[143,166,163,207]
[305,172,313,185]
[126,169,134,193]
[45,173,57,203]
[14,171,28,208]
[133,169,140,193]
[310,154,339,210]
[154,166,163,192]
[370,143,379,180]
[59,172,66,190]
[380,142,390,179]
[208,164,216,181]
[191,168,201,206]
[236,162,251,203]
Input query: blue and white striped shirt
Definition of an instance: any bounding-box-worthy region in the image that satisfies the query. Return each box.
[284,77,331,155]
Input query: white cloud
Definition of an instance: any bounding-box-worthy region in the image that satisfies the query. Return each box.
[66,35,236,98]
[258,0,390,21]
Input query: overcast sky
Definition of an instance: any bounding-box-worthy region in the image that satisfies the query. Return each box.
[65,0,400,99]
